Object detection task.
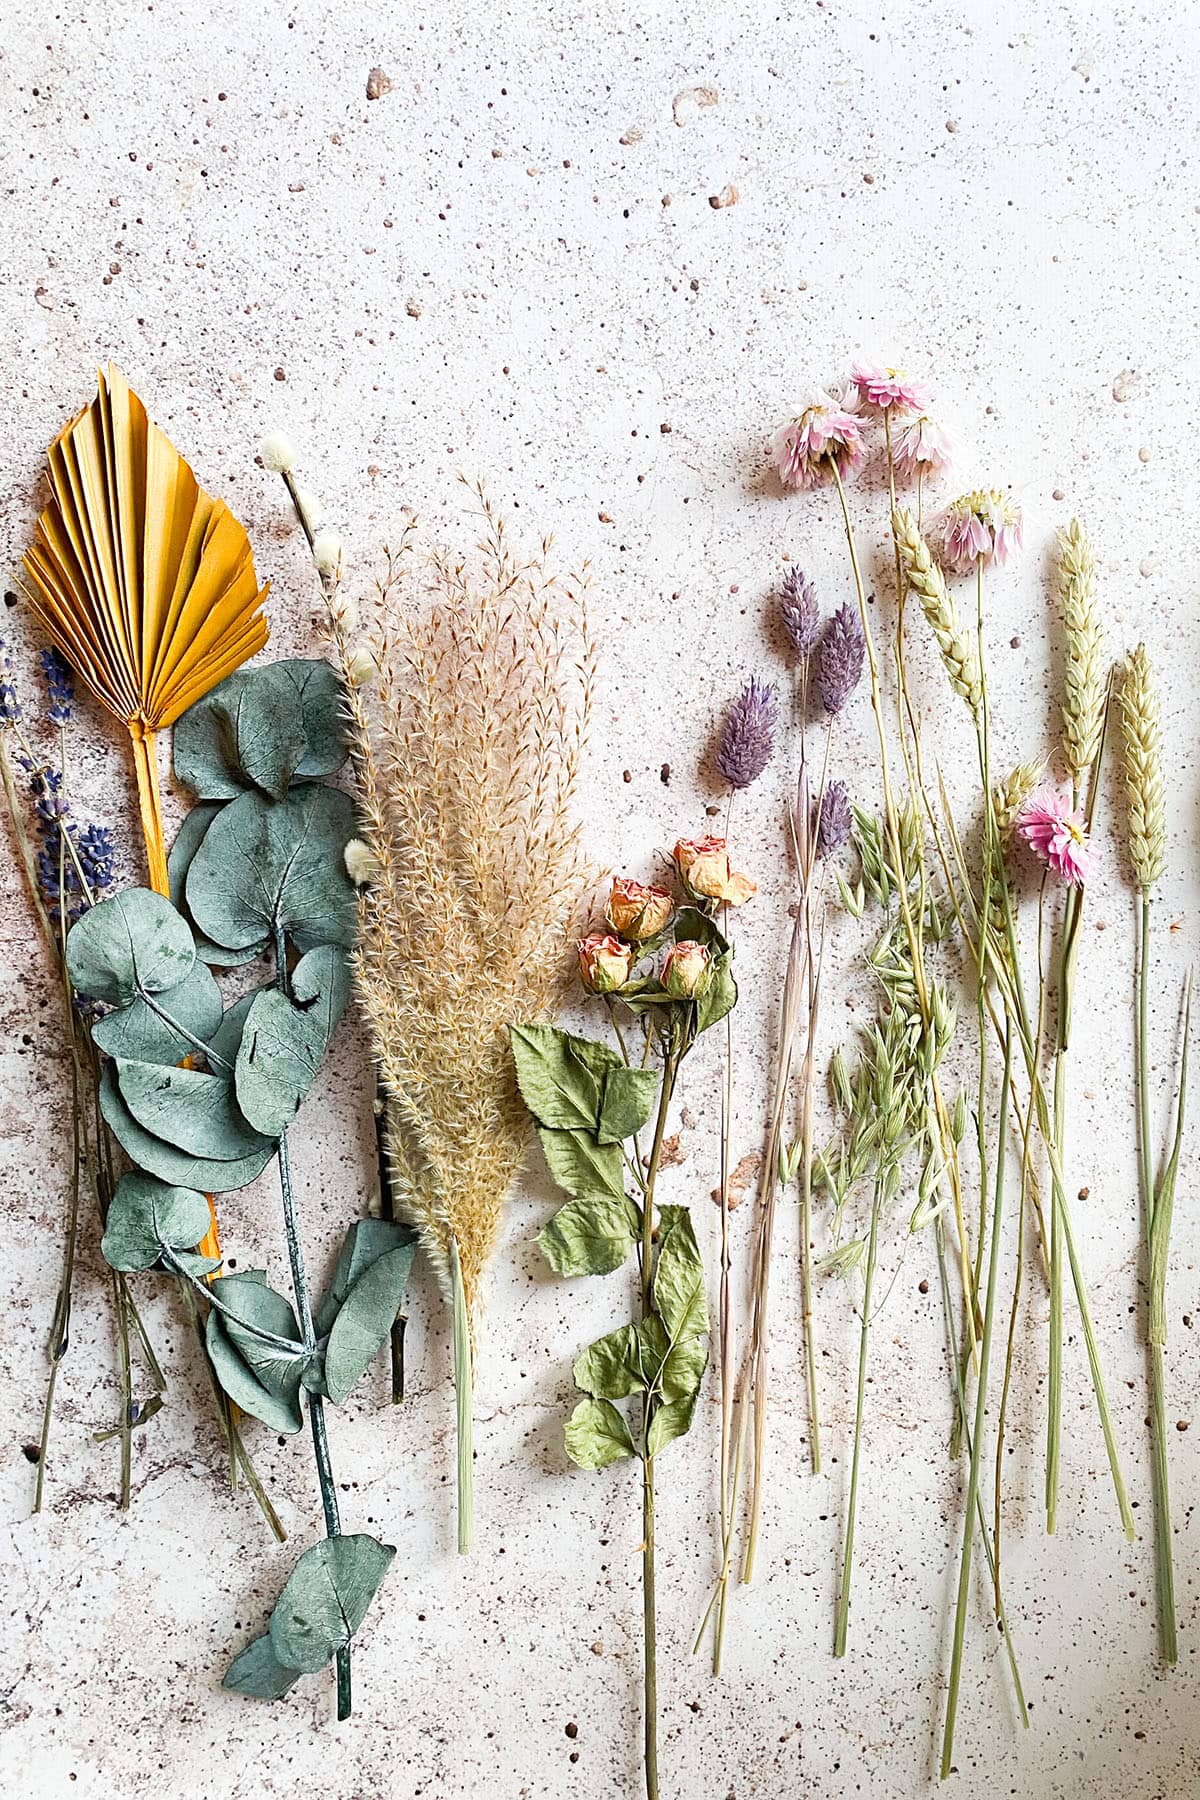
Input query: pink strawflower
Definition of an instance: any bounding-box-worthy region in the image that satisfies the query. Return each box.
[892,414,953,481]
[772,393,867,491]
[1016,790,1090,886]
[850,362,932,416]
[941,488,1024,573]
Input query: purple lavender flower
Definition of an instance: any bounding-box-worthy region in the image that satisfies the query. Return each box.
[715,677,777,789]
[780,567,820,662]
[40,648,74,729]
[816,604,865,716]
[815,779,852,858]
[28,764,117,924]
[0,638,21,726]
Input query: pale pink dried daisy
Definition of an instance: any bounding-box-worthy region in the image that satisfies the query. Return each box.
[850,362,933,416]
[892,414,953,481]
[772,393,867,492]
[941,488,1024,573]
[1016,789,1090,886]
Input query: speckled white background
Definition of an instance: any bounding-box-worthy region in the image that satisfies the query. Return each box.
[1,3,1197,1796]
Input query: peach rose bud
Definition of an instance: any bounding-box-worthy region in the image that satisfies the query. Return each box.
[662,939,712,999]
[578,932,632,994]
[605,877,674,942]
[672,835,757,907]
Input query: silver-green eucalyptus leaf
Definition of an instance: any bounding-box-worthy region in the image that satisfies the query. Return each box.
[186,785,357,955]
[267,1535,396,1674]
[323,1244,415,1404]
[234,946,351,1136]
[100,1172,213,1272]
[99,1067,277,1193]
[66,888,196,1006]
[114,1058,275,1160]
[91,959,224,1065]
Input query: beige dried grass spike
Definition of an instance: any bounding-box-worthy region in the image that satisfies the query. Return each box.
[334,485,594,1549]
[21,364,269,891]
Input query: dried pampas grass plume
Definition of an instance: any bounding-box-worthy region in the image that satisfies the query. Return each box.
[325,481,595,1551]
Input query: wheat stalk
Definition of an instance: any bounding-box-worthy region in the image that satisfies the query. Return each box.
[1059,520,1104,787]
[1120,643,1166,895]
[891,509,982,718]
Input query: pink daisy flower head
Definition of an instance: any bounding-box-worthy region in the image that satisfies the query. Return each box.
[1016,789,1090,886]
[850,362,933,416]
[941,488,1024,574]
[892,413,953,482]
[772,392,867,492]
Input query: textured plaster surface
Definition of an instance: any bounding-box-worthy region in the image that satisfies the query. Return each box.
[1,3,1198,1797]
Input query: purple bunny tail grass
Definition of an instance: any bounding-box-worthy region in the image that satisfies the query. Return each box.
[715,676,777,790]
[816,603,866,716]
[815,779,852,858]
[780,567,820,661]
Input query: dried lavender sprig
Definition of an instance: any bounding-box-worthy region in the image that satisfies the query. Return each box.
[780,566,820,661]
[715,677,777,790]
[816,605,865,717]
[40,647,74,730]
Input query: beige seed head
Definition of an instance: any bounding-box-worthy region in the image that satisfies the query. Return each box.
[992,759,1043,836]
[892,508,983,719]
[1058,519,1105,785]
[1119,642,1166,893]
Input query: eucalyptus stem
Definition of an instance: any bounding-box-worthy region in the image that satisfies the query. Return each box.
[450,1236,475,1555]
[833,1170,882,1659]
[942,1025,1013,1778]
[273,926,351,1719]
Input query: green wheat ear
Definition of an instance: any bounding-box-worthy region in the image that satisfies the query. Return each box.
[1119,642,1166,894]
[1058,520,1105,786]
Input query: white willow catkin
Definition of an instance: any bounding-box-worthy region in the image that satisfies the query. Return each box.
[891,508,983,719]
[1119,642,1166,894]
[1058,519,1105,785]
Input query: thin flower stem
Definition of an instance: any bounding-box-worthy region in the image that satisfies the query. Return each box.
[639,1046,679,1800]
[716,794,736,1661]
[450,1236,475,1556]
[833,1168,883,1658]
[942,1026,1014,1778]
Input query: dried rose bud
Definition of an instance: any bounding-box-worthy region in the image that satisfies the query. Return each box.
[578,932,632,994]
[605,877,674,942]
[662,939,712,999]
[673,835,756,907]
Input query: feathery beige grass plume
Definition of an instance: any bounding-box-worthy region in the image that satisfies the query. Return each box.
[1119,643,1166,894]
[1058,520,1104,787]
[329,485,594,1551]
[891,508,982,718]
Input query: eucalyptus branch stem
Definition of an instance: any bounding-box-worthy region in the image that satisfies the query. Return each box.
[272,925,351,1719]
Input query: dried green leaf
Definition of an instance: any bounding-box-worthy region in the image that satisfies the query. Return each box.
[100,1172,213,1272]
[115,1057,274,1160]
[535,1124,627,1202]
[267,1534,395,1674]
[597,1065,658,1144]
[536,1193,641,1277]
[509,1023,617,1131]
[186,785,357,955]
[99,1066,276,1194]
[564,1397,637,1469]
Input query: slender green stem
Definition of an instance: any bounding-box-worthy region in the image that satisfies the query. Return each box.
[450,1237,474,1555]
[638,1045,677,1800]
[834,1171,882,1658]
[942,1026,1013,1778]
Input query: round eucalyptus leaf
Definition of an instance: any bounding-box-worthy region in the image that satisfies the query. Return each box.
[207,986,268,1069]
[115,1057,275,1160]
[267,1535,396,1674]
[99,1067,276,1193]
[65,888,196,1006]
[185,785,357,955]
[169,803,268,967]
[324,1245,415,1404]
[91,959,223,1065]
[205,1271,308,1433]
[100,1172,213,1272]
[273,659,347,781]
[234,947,351,1136]
[223,1635,303,1700]
[175,660,346,802]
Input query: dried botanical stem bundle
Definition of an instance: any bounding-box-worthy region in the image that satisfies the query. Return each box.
[22,366,270,1263]
[315,484,594,1552]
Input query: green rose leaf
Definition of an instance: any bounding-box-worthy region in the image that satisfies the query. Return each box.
[653,1205,709,1342]
[535,1125,626,1202]
[646,1389,701,1457]
[222,1635,303,1700]
[509,1023,621,1132]
[564,1397,637,1469]
[114,1058,275,1160]
[168,804,266,968]
[597,1065,659,1145]
[91,959,224,1065]
[65,887,196,1006]
[100,1067,277,1194]
[100,1172,213,1273]
[205,1272,308,1432]
[536,1193,641,1277]
[234,946,351,1137]
[573,1323,647,1400]
[323,1244,416,1404]
[186,785,357,955]
[267,1534,396,1674]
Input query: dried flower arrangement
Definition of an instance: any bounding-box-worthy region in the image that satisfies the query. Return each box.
[259,444,594,1554]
